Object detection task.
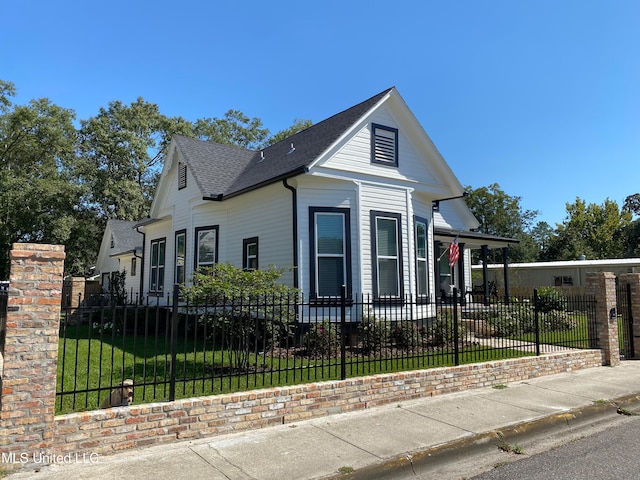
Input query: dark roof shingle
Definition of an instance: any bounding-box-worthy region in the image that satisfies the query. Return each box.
[174,87,394,199]
[107,219,143,256]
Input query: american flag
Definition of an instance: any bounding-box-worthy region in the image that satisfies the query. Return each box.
[448,238,459,267]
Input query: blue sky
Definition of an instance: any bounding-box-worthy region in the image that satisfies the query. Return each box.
[3,1,639,227]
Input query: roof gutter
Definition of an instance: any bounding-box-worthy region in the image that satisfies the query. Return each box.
[135,225,145,304]
[203,166,309,202]
[282,178,299,289]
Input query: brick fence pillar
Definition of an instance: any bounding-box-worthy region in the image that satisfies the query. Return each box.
[0,243,65,465]
[619,273,640,359]
[586,272,620,366]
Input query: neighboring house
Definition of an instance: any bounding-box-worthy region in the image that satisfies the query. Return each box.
[136,87,515,309]
[95,219,144,300]
[473,258,640,292]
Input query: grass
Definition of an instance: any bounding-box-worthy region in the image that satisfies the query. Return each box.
[513,313,594,348]
[56,322,534,415]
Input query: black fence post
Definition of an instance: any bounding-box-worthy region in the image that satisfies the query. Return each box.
[340,285,347,380]
[453,288,460,366]
[534,289,541,356]
[169,286,179,402]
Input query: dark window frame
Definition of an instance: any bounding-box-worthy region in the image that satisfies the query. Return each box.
[194,225,219,271]
[414,215,430,302]
[149,237,166,294]
[370,210,404,300]
[175,229,186,284]
[309,207,352,301]
[243,237,259,270]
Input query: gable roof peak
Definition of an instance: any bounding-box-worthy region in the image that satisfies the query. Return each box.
[171,86,397,200]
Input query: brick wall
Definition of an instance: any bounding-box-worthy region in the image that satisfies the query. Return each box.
[586,272,620,366]
[0,244,65,458]
[0,247,618,467]
[53,349,603,456]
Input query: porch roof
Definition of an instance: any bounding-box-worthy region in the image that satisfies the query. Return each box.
[433,227,519,249]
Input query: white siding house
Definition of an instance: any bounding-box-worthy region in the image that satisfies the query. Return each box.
[95,219,143,300]
[131,87,516,309]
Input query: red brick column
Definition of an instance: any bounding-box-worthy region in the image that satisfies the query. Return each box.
[619,273,640,359]
[586,272,620,366]
[0,244,65,465]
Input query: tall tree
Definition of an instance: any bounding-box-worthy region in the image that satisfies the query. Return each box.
[621,193,640,257]
[0,82,82,278]
[77,98,171,221]
[193,110,269,149]
[262,118,313,147]
[541,198,632,260]
[464,183,540,262]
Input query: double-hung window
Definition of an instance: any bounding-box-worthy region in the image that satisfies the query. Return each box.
[414,217,429,298]
[150,238,166,293]
[310,207,351,298]
[243,237,258,270]
[194,226,218,271]
[371,211,403,298]
[175,230,186,284]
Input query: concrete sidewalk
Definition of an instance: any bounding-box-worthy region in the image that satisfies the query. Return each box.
[6,362,640,480]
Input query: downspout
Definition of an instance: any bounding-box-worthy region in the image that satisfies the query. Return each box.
[136,226,146,305]
[282,179,299,289]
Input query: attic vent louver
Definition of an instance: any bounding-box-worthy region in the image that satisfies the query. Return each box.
[371,123,398,167]
[178,162,187,189]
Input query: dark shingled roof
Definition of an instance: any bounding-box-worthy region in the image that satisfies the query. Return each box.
[107,219,143,256]
[173,87,394,200]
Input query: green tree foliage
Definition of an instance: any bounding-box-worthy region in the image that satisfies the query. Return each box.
[541,198,632,260]
[192,110,269,149]
[77,98,172,221]
[181,263,298,370]
[0,82,83,278]
[623,193,640,216]
[262,118,313,147]
[0,79,310,278]
[464,183,540,262]
[622,193,640,256]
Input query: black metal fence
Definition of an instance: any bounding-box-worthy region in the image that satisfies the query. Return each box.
[56,287,598,414]
[617,282,634,359]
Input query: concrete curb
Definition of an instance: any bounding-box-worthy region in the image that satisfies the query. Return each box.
[324,393,640,480]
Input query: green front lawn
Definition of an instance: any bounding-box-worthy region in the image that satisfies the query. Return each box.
[56,323,535,415]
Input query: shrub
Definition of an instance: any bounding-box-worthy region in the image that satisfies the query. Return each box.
[429,312,468,347]
[486,307,535,337]
[390,321,423,349]
[540,310,577,331]
[358,313,389,354]
[536,287,566,313]
[304,321,340,356]
[181,263,298,370]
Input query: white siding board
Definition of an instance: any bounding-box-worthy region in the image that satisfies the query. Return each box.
[319,107,439,187]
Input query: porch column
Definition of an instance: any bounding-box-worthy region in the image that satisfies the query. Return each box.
[481,245,489,305]
[434,241,442,303]
[457,242,466,304]
[502,246,510,304]
[586,272,620,366]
